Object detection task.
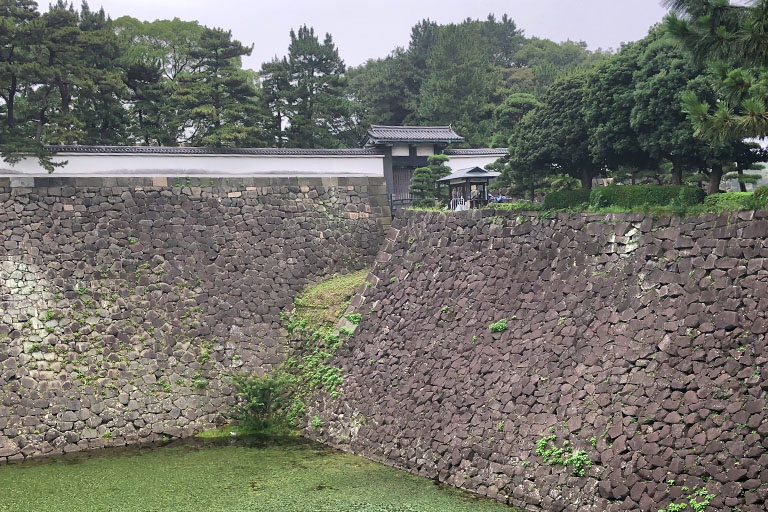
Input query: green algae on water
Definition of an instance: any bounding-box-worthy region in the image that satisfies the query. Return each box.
[0,436,520,512]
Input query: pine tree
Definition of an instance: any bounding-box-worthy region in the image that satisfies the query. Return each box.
[409,154,451,203]
[665,0,768,141]
[187,27,263,147]
[73,2,129,144]
[157,26,264,147]
[259,57,291,147]
[282,26,350,148]
[123,61,168,145]
[415,23,503,146]
[37,1,85,145]
[0,0,63,170]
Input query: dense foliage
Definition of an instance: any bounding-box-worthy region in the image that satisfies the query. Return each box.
[0,4,606,169]
[488,188,766,215]
[499,26,767,197]
[349,15,605,146]
[541,189,591,210]
[2,0,766,187]
[232,372,289,429]
[665,0,768,142]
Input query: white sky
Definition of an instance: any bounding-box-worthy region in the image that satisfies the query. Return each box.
[54,0,670,69]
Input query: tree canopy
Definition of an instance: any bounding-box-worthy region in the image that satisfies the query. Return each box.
[499,25,764,196]
[1,0,766,185]
[347,15,605,147]
[664,0,768,141]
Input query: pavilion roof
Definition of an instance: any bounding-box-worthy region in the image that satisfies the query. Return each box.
[437,166,500,182]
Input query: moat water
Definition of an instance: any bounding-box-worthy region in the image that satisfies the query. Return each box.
[0,436,518,512]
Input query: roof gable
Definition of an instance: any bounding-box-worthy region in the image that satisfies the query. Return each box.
[362,125,465,146]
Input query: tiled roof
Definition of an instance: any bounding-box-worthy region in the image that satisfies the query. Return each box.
[362,125,465,145]
[437,166,501,181]
[45,145,384,156]
[445,148,508,156]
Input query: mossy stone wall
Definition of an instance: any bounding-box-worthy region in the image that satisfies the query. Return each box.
[0,176,389,461]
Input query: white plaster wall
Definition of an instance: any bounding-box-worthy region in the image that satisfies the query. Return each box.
[415,144,435,157]
[391,144,410,157]
[0,153,385,177]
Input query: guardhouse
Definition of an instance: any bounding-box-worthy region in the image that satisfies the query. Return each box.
[437,166,501,210]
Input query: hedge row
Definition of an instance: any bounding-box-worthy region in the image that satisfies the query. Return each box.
[588,185,706,208]
[542,189,591,209]
[702,188,768,212]
[538,185,768,212]
[542,185,712,210]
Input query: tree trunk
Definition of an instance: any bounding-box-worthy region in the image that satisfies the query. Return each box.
[529,182,534,202]
[580,169,592,190]
[708,164,723,195]
[671,161,682,186]
[630,168,637,186]
[7,78,16,129]
[738,168,747,192]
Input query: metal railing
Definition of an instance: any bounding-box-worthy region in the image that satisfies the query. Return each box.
[389,193,418,211]
[450,197,468,211]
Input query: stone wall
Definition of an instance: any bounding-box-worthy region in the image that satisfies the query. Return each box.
[0,176,389,462]
[308,208,768,512]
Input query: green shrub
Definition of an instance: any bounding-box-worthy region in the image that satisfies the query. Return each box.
[410,199,437,208]
[754,185,768,207]
[677,186,707,206]
[486,200,541,211]
[286,398,306,426]
[232,372,289,428]
[589,185,705,209]
[702,192,757,212]
[542,189,591,210]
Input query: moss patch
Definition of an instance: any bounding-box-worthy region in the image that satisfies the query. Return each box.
[288,269,368,333]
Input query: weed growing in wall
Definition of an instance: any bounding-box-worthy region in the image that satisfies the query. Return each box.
[535,433,593,477]
[489,319,507,333]
[345,313,362,325]
[657,487,715,512]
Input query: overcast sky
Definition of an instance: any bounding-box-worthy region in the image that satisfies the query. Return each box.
[56,0,670,70]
